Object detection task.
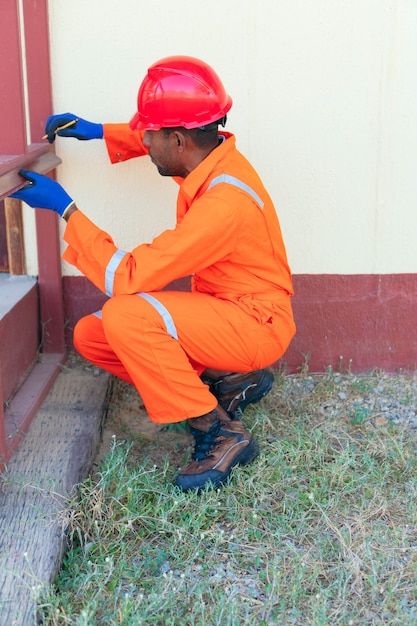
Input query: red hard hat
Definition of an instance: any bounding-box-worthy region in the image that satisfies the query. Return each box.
[129,55,232,131]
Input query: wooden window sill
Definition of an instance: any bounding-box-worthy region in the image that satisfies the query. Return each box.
[0,145,61,201]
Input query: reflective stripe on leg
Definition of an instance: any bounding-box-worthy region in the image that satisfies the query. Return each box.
[137,292,178,340]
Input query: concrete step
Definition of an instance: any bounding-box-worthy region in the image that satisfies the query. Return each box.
[0,357,110,626]
[0,274,39,402]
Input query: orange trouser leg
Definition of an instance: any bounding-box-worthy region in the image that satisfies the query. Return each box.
[73,313,134,385]
[73,305,216,423]
[74,291,293,424]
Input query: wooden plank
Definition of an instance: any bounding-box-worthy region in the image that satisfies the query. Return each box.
[0,150,61,201]
[4,198,25,275]
[0,363,110,625]
[0,144,56,177]
[0,200,9,272]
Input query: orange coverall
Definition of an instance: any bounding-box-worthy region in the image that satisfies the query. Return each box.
[64,125,295,423]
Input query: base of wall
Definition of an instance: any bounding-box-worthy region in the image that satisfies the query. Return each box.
[62,274,417,373]
[286,274,417,373]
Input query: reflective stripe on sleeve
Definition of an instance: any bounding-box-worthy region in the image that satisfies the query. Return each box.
[105,249,128,296]
[137,292,178,340]
[207,174,264,208]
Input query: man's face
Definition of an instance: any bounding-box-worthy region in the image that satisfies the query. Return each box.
[143,129,186,177]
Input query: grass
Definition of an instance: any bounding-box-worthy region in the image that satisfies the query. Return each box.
[37,368,417,625]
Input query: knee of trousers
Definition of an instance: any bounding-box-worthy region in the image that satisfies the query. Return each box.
[101,295,167,346]
[73,314,97,356]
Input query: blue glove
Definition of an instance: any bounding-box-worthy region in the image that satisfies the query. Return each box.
[44,113,103,143]
[10,169,75,217]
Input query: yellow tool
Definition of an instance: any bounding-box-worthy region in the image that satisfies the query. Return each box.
[42,118,78,139]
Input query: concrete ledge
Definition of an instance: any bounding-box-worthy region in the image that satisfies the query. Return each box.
[0,274,39,401]
[0,359,110,625]
[0,274,37,320]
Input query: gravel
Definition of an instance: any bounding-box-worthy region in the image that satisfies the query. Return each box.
[280,369,417,429]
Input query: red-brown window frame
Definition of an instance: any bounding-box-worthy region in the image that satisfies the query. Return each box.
[0,0,65,469]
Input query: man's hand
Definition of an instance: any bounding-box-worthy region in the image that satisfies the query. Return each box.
[10,170,75,218]
[44,113,103,143]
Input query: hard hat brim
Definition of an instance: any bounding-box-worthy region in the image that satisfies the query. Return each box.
[129,111,141,131]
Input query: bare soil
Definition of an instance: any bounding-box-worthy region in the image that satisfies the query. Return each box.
[93,375,192,472]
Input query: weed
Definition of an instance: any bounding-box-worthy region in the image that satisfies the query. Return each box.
[349,402,371,424]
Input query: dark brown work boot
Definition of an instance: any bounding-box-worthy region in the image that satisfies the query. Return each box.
[176,405,259,492]
[202,368,274,417]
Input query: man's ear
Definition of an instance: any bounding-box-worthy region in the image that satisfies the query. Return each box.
[172,130,186,152]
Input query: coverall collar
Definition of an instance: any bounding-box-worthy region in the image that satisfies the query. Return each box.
[178,132,235,204]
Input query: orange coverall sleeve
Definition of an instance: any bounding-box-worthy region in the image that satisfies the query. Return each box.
[103,123,149,163]
[62,193,240,296]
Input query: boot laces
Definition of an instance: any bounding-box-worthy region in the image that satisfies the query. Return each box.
[190,421,222,461]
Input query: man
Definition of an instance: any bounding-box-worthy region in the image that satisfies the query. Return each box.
[11,56,295,492]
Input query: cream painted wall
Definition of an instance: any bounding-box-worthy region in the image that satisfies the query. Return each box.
[24,0,417,275]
